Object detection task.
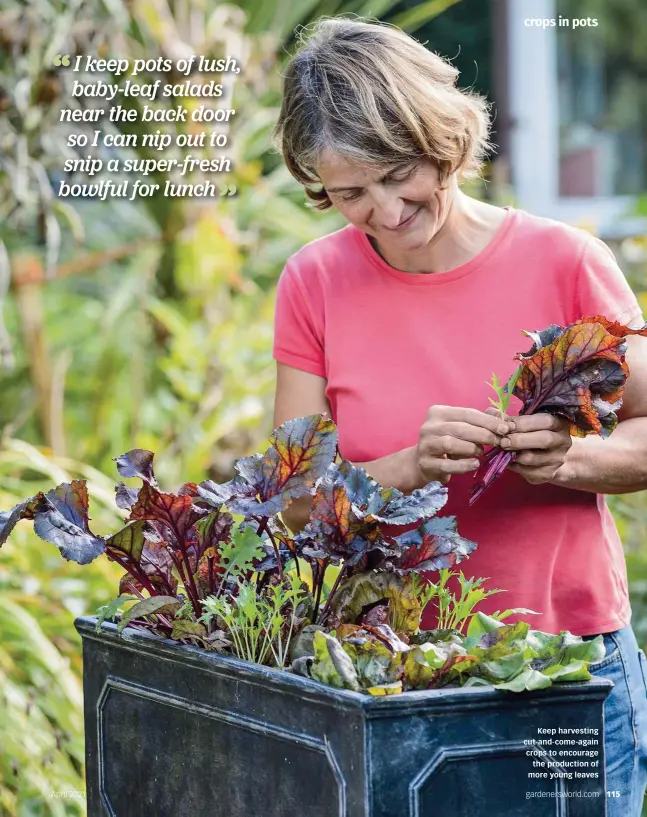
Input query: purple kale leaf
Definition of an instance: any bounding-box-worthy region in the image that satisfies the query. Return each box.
[389,516,477,572]
[114,449,157,486]
[197,414,338,518]
[33,481,105,564]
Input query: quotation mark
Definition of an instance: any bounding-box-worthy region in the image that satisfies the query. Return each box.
[53,55,71,67]
[219,184,237,197]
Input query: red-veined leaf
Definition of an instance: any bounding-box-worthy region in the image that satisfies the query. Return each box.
[392,517,477,572]
[225,414,338,517]
[128,482,206,544]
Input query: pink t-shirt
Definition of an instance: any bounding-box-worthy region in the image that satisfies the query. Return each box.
[273,206,644,636]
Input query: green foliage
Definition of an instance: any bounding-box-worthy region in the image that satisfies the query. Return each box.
[0,441,121,813]
[300,567,600,694]
[200,572,309,667]
[306,617,606,694]
[215,527,269,592]
[0,599,85,816]
[487,367,521,415]
[94,594,138,633]
[423,569,535,632]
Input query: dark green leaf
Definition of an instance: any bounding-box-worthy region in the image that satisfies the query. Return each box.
[117,595,182,633]
[94,595,138,633]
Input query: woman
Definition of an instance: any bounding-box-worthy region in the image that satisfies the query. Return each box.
[271,16,647,814]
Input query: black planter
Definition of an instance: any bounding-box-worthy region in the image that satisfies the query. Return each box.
[75,615,612,817]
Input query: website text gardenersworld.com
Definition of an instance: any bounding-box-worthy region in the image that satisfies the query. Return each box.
[526,792,602,800]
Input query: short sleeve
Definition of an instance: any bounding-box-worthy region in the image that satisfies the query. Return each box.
[574,234,644,328]
[273,262,326,378]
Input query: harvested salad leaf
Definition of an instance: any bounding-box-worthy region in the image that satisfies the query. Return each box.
[487,368,521,416]
[471,315,647,503]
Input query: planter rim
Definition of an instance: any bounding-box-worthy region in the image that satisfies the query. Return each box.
[74,615,612,715]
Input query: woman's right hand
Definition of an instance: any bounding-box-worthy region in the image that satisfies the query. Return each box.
[416,405,514,486]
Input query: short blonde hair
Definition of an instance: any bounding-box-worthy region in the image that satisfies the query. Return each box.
[273,17,492,210]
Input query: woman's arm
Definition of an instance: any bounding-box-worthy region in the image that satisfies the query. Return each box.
[274,363,426,533]
[274,365,509,531]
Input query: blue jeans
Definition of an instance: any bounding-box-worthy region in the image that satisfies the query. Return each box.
[584,624,647,816]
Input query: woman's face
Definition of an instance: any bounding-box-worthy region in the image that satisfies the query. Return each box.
[315,151,454,251]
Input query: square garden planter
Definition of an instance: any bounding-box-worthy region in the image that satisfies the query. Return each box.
[75,615,612,817]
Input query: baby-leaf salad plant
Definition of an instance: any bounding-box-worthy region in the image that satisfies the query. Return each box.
[0,407,609,696]
[472,314,647,504]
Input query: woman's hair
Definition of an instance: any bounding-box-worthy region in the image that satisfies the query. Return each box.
[272,17,492,210]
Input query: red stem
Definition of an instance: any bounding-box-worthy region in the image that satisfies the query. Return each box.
[167,548,201,618]
[312,563,327,621]
[469,448,516,505]
[106,547,159,597]
[256,516,284,580]
[317,564,346,626]
[124,581,174,630]
[166,518,203,616]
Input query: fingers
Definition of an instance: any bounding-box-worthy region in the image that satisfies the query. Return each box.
[510,450,564,467]
[420,456,481,478]
[505,413,566,434]
[486,409,572,436]
[501,429,558,451]
[508,462,561,484]
[484,406,517,430]
[485,410,571,451]
[422,429,493,458]
[484,406,510,420]
[417,406,529,484]
[427,405,513,436]
[440,422,504,449]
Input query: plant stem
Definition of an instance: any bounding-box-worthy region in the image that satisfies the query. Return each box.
[105,551,175,630]
[312,563,327,622]
[228,622,245,660]
[256,516,284,580]
[317,564,346,626]
[167,548,201,619]
[170,520,202,615]
[106,548,159,598]
[124,581,173,630]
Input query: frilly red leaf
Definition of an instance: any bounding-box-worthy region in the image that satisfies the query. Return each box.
[512,319,645,436]
[470,315,647,504]
[128,482,207,544]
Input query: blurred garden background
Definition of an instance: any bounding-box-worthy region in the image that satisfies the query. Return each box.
[0,0,646,812]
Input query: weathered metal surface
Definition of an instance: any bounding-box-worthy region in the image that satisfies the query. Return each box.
[75,616,611,817]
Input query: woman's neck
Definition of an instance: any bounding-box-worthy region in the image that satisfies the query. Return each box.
[368,191,507,274]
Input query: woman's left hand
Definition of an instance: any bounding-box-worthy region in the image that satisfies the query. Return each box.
[486,408,573,485]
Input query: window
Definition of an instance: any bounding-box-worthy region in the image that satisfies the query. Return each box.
[557,0,647,197]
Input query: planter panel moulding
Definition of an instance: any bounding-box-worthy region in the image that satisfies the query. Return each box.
[75,616,611,817]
